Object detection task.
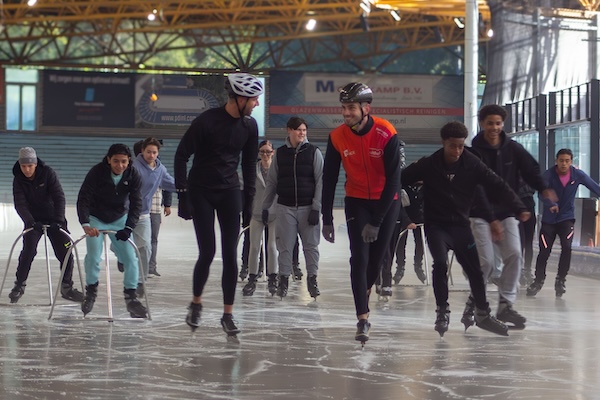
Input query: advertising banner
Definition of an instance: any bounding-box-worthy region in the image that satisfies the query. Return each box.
[269,71,464,130]
[135,74,266,130]
[42,70,135,128]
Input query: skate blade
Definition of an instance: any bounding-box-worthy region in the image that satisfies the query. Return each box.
[506,324,526,330]
[378,296,390,302]
[226,334,240,344]
[477,325,509,336]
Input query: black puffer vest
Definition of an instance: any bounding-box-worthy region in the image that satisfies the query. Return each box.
[276,142,317,207]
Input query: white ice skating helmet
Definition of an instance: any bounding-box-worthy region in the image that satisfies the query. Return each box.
[225,73,264,97]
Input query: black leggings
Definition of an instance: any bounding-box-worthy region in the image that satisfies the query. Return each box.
[190,187,241,305]
[425,223,489,311]
[345,197,399,316]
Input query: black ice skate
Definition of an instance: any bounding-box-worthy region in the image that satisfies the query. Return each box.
[526,280,544,297]
[242,274,257,296]
[239,264,249,281]
[277,275,289,299]
[380,286,392,298]
[61,282,84,302]
[355,319,371,347]
[460,295,475,331]
[415,266,427,284]
[393,266,405,285]
[475,307,509,336]
[292,264,303,281]
[124,289,148,318]
[221,314,241,337]
[81,283,98,316]
[8,283,25,304]
[555,277,566,298]
[186,302,202,331]
[434,306,450,337]
[307,275,320,299]
[496,301,526,330]
[267,274,278,296]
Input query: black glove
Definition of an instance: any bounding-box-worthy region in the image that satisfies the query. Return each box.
[308,209,320,226]
[32,221,44,233]
[262,210,269,226]
[48,222,62,233]
[115,227,132,241]
[361,223,380,243]
[178,191,193,220]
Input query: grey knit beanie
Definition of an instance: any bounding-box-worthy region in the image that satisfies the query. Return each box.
[18,147,38,165]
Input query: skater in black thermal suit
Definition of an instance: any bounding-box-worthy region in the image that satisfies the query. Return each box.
[174,73,263,337]
[401,121,530,337]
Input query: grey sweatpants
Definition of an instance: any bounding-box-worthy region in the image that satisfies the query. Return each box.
[275,204,320,277]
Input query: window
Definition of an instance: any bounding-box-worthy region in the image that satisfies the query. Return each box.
[5,68,38,131]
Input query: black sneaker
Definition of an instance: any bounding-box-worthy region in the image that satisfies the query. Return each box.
[221,314,241,336]
[61,283,85,302]
[125,297,148,318]
[526,280,544,297]
[148,269,161,277]
[555,277,566,297]
[355,319,371,343]
[292,264,303,281]
[81,283,98,316]
[277,275,289,298]
[307,275,320,298]
[267,274,278,295]
[186,302,202,330]
[496,301,526,329]
[8,283,25,304]
[393,266,405,285]
[242,274,257,296]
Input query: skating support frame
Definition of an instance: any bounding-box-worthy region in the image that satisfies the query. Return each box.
[48,230,152,322]
[392,223,430,286]
[0,226,84,306]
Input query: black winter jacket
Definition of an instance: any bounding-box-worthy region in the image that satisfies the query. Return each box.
[13,159,66,228]
[401,148,526,226]
[470,131,546,221]
[77,161,142,229]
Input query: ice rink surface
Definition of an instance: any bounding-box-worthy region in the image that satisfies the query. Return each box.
[0,208,598,400]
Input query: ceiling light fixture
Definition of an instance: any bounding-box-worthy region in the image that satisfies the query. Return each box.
[306,18,317,31]
[390,10,401,22]
[453,17,465,29]
[27,0,37,6]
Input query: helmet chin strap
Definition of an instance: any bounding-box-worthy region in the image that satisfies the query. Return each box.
[350,109,368,132]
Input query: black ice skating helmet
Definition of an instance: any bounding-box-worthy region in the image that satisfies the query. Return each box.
[225,73,264,98]
[339,82,373,104]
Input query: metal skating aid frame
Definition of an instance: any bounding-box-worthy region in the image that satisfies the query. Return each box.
[237,225,268,282]
[48,230,152,322]
[0,226,84,306]
[393,223,430,286]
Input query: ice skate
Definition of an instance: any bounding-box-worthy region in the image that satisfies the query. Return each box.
[307,275,320,299]
[8,283,25,304]
[475,307,509,336]
[393,266,405,285]
[520,270,534,287]
[186,302,202,332]
[238,264,249,281]
[355,319,371,347]
[124,289,147,318]
[61,282,84,302]
[414,266,427,284]
[242,274,257,296]
[277,275,289,299]
[267,274,278,296]
[81,283,98,316]
[496,300,526,329]
[434,306,450,337]
[555,277,566,298]
[221,314,241,338]
[379,286,392,301]
[460,295,475,331]
[292,263,303,281]
[526,280,544,297]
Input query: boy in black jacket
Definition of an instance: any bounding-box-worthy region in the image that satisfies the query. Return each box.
[10,147,84,304]
[77,144,147,318]
[401,121,529,337]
